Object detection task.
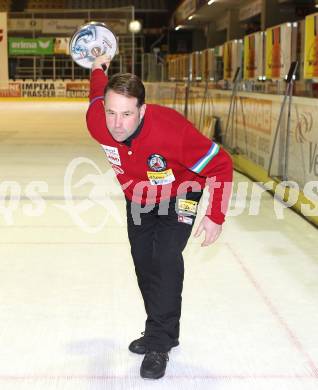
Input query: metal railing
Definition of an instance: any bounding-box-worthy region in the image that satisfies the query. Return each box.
[7,6,144,80]
[141,53,165,82]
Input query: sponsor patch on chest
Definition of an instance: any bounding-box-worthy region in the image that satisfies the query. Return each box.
[101,145,121,166]
[146,169,175,185]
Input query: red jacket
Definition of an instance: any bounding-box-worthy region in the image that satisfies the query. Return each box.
[86,69,233,224]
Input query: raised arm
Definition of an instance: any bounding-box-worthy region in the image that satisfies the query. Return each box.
[86,55,111,141]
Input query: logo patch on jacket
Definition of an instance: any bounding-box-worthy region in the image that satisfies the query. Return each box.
[177,199,198,216]
[111,164,124,175]
[178,215,193,225]
[147,154,167,172]
[147,169,175,185]
[101,145,121,166]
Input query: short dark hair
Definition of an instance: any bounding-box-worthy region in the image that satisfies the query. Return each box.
[104,73,145,107]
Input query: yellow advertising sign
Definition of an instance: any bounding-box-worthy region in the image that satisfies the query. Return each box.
[265,24,292,80]
[266,26,281,79]
[0,13,9,82]
[54,37,70,54]
[244,34,255,80]
[223,40,243,81]
[244,32,264,80]
[304,13,318,79]
[224,41,233,80]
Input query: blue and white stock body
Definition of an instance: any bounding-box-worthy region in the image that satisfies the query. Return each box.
[70,21,118,69]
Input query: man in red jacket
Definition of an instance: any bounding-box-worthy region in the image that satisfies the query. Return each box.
[86,55,233,380]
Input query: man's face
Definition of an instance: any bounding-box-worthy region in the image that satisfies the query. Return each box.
[105,90,146,142]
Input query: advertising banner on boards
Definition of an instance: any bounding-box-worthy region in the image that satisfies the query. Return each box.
[54,38,70,55]
[9,38,54,55]
[224,41,233,80]
[265,23,292,80]
[42,19,84,34]
[8,18,43,31]
[65,82,89,97]
[224,40,243,81]
[0,12,9,82]
[243,31,264,80]
[21,81,57,97]
[9,18,127,35]
[0,83,21,97]
[304,12,318,79]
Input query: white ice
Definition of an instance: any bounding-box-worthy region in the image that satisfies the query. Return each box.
[0,101,317,390]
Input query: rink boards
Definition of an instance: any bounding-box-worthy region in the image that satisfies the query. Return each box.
[144,83,318,226]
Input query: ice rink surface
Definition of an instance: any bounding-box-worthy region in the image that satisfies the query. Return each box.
[0,100,318,390]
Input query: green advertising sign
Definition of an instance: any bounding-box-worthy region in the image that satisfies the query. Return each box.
[9,38,54,55]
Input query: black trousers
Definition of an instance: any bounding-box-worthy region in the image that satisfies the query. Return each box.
[126,191,202,352]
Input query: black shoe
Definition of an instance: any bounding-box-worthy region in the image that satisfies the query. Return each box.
[140,351,169,379]
[129,332,179,355]
[129,332,148,355]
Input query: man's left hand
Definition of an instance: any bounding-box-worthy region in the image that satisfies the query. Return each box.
[194,216,222,247]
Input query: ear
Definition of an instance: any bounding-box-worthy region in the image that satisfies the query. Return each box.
[139,104,146,120]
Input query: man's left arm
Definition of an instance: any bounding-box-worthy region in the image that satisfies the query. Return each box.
[180,123,233,246]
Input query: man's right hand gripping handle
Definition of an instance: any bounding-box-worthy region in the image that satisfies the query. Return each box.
[92,54,112,73]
